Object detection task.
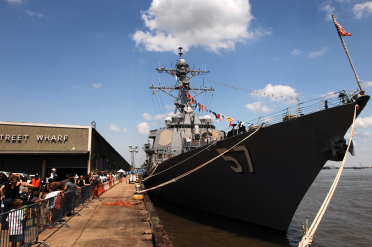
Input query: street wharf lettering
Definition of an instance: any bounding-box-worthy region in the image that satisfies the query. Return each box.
[0,134,68,143]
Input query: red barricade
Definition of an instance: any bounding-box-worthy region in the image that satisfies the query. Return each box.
[98,183,104,196]
[93,177,122,198]
[93,183,105,198]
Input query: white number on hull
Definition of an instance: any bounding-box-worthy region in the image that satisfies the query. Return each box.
[216,146,254,173]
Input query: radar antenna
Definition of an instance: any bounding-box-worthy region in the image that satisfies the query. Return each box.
[151,47,214,114]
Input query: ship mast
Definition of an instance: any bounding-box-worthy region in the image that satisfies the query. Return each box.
[150,47,214,114]
[332,14,365,95]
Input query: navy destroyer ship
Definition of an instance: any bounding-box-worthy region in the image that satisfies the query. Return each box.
[142,47,369,232]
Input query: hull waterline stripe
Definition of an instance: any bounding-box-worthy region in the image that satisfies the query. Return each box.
[138,124,262,194]
[298,104,358,247]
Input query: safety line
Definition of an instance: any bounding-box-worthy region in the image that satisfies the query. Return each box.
[142,141,216,182]
[298,104,358,247]
[138,124,262,194]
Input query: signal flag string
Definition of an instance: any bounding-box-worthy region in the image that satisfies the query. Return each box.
[197,75,302,102]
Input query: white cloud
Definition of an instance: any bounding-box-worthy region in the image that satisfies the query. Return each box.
[109,124,121,132]
[321,91,336,97]
[123,128,128,132]
[360,132,372,144]
[252,84,298,102]
[92,82,101,89]
[362,81,372,88]
[346,131,372,145]
[137,122,150,135]
[6,0,24,4]
[320,91,339,99]
[353,2,372,19]
[319,3,335,21]
[26,10,44,18]
[154,112,173,120]
[264,117,274,123]
[245,101,272,113]
[355,116,372,129]
[143,113,153,120]
[309,47,328,58]
[131,0,271,53]
[290,48,302,56]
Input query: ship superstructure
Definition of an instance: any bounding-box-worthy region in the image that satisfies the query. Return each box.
[144,47,225,169]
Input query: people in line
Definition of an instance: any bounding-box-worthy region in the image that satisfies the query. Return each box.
[0,169,123,233]
[64,177,80,193]
[0,173,8,186]
[77,175,85,187]
[50,168,58,180]
[84,174,91,185]
[0,174,34,230]
[44,186,61,229]
[31,173,42,199]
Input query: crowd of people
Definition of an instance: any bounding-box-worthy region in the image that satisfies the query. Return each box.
[0,168,123,247]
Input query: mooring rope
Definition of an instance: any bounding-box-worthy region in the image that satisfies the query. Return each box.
[138,124,262,194]
[142,141,216,182]
[298,104,358,247]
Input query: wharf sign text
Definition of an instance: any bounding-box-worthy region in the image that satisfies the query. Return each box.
[0,134,68,143]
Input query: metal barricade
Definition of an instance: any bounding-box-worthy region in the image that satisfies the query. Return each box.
[0,202,49,247]
[0,180,114,246]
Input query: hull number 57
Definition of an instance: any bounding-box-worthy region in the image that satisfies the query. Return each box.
[216,146,254,173]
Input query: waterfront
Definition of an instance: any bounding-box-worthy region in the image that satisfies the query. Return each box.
[152,169,372,246]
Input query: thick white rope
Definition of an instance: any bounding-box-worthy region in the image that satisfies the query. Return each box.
[138,125,262,194]
[142,141,216,182]
[299,104,358,247]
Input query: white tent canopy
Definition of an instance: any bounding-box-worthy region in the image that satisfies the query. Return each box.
[117,169,125,173]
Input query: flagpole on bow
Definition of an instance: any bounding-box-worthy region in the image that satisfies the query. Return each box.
[332,14,365,95]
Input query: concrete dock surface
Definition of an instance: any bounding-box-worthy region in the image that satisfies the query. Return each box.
[38,180,154,247]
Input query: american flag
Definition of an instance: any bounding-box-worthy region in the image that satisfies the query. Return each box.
[334,20,352,37]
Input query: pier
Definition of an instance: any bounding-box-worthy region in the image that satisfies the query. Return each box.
[36,179,166,247]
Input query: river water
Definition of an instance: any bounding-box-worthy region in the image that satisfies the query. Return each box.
[151,169,372,247]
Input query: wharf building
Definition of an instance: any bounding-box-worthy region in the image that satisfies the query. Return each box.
[0,121,130,179]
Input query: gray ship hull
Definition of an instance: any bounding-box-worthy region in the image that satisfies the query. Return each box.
[145,95,369,232]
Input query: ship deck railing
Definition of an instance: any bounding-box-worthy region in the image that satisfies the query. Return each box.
[246,89,358,128]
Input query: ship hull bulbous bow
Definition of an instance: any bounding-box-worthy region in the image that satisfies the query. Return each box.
[144,95,369,232]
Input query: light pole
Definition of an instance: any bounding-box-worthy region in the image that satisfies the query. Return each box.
[129,145,138,171]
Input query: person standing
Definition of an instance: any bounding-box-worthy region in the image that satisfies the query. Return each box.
[0,175,34,230]
[40,173,51,199]
[0,174,7,186]
[84,174,91,185]
[64,177,80,193]
[44,188,61,229]
[31,173,41,196]
[7,199,26,247]
[64,177,80,216]
[50,168,58,181]
[77,175,85,187]
[0,174,7,210]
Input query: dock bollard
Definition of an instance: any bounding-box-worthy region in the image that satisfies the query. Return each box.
[133,193,143,200]
[135,183,141,192]
[133,183,143,200]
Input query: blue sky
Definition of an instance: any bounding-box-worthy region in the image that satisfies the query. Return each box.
[1,0,372,168]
